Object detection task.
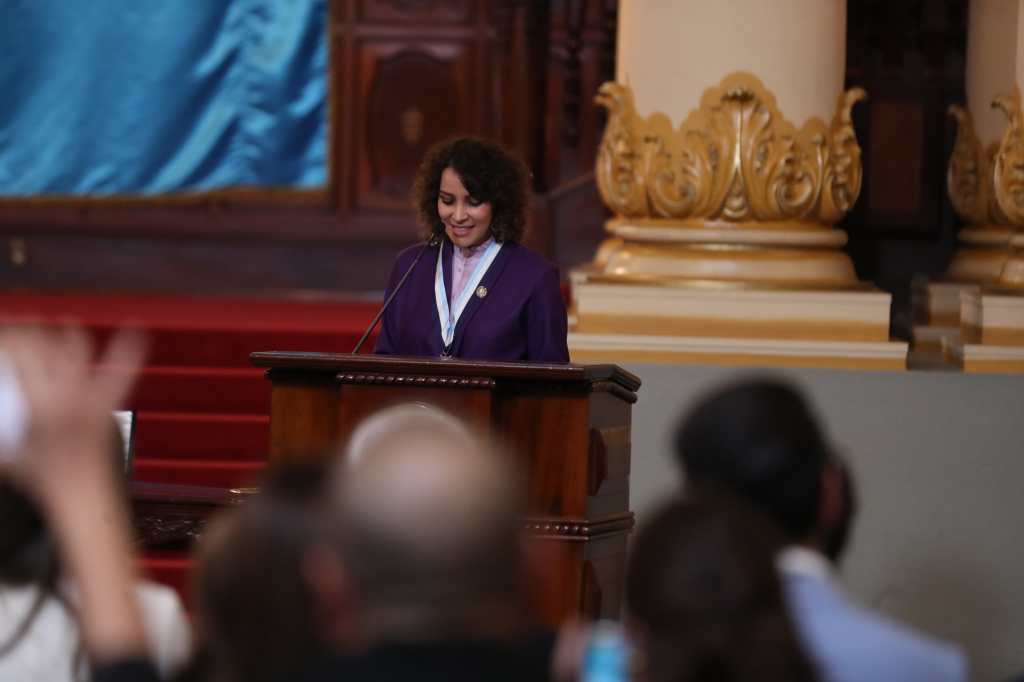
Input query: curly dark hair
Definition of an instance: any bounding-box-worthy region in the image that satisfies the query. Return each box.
[628,492,818,682]
[413,137,531,243]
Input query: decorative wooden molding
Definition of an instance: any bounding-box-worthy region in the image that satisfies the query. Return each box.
[253,351,641,393]
[588,379,638,404]
[136,513,638,546]
[522,512,634,541]
[132,477,634,548]
[131,482,247,549]
[134,514,208,549]
[594,72,866,226]
[336,372,496,389]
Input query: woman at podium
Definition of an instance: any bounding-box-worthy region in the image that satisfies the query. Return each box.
[373,137,569,362]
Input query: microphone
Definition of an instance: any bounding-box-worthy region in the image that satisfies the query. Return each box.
[351,237,440,354]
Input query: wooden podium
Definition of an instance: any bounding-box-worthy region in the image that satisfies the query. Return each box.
[250,352,640,625]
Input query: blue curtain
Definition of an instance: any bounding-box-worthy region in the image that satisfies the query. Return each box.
[0,0,327,196]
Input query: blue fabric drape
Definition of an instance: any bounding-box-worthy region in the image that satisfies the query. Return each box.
[0,0,327,196]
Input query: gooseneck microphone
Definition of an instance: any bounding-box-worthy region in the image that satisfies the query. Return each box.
[351,237,440,354]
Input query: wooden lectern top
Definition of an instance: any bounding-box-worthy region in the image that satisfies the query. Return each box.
[251,352,639,398]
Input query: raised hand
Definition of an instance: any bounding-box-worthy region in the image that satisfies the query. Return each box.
[0,326,145,502]
[0,326,153,668]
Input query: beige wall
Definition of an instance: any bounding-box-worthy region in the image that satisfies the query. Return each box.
[616,0,846,124]
[627,363,1024,682]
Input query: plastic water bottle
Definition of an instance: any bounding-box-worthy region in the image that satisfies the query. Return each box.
[581,620,630,682]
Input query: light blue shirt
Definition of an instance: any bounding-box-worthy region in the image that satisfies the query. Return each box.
[779,547,968,682]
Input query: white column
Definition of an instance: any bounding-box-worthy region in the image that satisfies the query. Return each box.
[616,0,845,124]
[966,0,1023,146]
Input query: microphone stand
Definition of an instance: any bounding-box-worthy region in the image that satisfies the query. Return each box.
[351,237,439,354]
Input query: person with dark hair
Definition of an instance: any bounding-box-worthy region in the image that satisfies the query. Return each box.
[0,377,190,680]
[178,459,331,682]
[0,328,175,682]
[373,136,569,362]
[674,378,967,682]
[821,460,856,564]
[627,492,819,682]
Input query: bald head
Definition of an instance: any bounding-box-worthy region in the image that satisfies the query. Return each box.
[344,402,473,469]
[330,409,526,641]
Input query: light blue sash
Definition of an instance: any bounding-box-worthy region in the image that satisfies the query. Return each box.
[434,239,503,351]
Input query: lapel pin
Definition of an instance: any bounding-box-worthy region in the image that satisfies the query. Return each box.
[475,285,488,299]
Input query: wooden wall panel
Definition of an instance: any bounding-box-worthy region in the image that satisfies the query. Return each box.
[544,1,616,184]
[868,100,924,216]
[842,0,967,338]
[356,0,474,25]
[356,41,474,210]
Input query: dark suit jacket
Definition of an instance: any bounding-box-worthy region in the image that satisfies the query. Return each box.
[374,239,570,362]
[295,633,556,682]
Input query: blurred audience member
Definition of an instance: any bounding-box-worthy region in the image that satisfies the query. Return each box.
[0,328,166,681]
[343,402,472,469]
[178,459,331,682]
[628,492,818,682]
[674,378,967,682]
[821,459,856,565]
[300,409,555,681]
[0,418,190,681]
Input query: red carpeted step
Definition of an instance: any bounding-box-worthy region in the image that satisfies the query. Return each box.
[133,412,269,461]
[95,326,374,367]
[129,366,270,414]
[131,458,267,489]
[0,291,381,367]
[139,552,195,609]
[0,291,379,331]
[2,291,371,605]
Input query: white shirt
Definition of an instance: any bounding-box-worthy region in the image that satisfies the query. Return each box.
[777,544,833,582]
[449,236,495,303]
[0,580,192,681]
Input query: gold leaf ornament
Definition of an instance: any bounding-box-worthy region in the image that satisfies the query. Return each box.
[993,87,1024,226]
[594,83,650,216]
[947,104,1004,226]
[594,73,866,226]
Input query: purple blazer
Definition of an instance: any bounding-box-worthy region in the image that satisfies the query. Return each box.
[374,239,569,362]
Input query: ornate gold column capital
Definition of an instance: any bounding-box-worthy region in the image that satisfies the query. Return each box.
[948,88,1024,286]
[992,87,1024,227]
[942,89,1024,282]
[947,105,1003,227]
[993,88,1024,287]
[594,72,866,226]
[947,88,1024,231]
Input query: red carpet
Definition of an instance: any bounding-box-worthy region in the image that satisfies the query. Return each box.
[0,291,379,331]
[0,290,381,602]
[0,290,379,488]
